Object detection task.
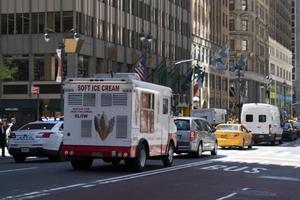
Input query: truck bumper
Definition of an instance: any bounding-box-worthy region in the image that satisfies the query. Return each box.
[252,133,281,144]
[62,145,132,159]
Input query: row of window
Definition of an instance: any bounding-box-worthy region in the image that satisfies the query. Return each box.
[269,46,292,65]
[3,55,89,81]
[269,63,292,81]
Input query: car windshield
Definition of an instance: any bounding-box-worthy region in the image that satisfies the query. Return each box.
[216,125,238,131]
[20,123,55,130]
[174,120,190,131]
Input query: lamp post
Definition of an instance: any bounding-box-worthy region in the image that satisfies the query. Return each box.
[139,31,152,81]
[44,28,80,116]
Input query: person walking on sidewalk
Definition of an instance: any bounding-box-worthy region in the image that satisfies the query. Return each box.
[0,120,7,157]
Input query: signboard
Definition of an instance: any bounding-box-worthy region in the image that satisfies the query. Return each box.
[31,86,40,94]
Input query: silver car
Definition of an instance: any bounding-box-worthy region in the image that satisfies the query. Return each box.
[174,117,218,157]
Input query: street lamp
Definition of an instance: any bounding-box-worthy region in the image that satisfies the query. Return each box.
[43,28,80,116]
[139,31,152,81]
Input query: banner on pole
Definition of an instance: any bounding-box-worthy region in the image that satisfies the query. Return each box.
[56,49,62,83]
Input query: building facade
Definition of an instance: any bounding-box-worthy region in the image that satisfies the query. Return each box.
[292,0,300,116]
[190,0,229,113]
[0,0,192,127]
[229,0,269,117]
[269,37,293,116]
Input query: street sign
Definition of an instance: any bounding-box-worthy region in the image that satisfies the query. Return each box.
[31,86,40,94]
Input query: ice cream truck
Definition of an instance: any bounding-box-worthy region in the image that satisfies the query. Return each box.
[63,73,177,171]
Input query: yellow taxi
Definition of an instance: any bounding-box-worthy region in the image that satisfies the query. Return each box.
[215,124,253,149]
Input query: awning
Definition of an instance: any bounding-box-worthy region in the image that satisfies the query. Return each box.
[0,99,41,111]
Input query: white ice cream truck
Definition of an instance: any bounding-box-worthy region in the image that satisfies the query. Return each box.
[63,73,177,171]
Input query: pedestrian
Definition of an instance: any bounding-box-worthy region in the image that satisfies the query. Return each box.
[0,120,7,157]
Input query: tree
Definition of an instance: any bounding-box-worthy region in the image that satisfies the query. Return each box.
[0,64,16,80]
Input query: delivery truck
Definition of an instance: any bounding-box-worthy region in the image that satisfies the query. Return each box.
[62,73,177,171]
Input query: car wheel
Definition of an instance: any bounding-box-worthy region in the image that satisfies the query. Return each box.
[71,158,93,170]
[131,144,147,171]
[13,155,26,163]
[194,142,202,158]
[240,140,245,150]
[211,142,218,156]
[162,142,174,167]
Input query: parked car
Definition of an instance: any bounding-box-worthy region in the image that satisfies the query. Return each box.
[174,117,218,157]
[7,120,64,163]
[215,124,253,149]
[292,121,300,137]
[282,122,297,141]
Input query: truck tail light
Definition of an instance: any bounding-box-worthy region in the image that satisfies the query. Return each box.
[269,124,272,130]
[190,131,196,141]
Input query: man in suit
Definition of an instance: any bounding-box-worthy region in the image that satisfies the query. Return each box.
[0,120,7,157]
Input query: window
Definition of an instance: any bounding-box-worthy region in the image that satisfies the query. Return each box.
[1,14,8,34]
[229,0,235,10]
[259,115,266,122]
[163,98,169,114]
[242,40,248,50]
[230,39,235,50]
[229,19,235,31]
[241,20,248,31]
[245,115,253,122]
[63,11,73,32]
[140,92,155,133]
[241,0,247,11]
[174,119,190,131]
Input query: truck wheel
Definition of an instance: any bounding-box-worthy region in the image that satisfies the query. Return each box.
[71,158,93,170]
[211,142,218,156]
[133,144,147,171]
[162,143,174,167]
[13,155,26,163]
[111,158,121,166]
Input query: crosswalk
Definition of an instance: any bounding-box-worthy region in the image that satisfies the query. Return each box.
[217,142,300,168]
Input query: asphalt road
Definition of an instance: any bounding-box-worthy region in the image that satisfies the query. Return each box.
[1,140,300,200]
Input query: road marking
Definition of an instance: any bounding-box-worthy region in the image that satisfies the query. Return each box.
[0,167,38,174]
[216,192,237,200]
[216,188,249,200]
[82,184,96,188]
[0,160,214,200]
[260,176,300,182]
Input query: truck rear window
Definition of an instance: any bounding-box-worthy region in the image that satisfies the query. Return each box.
[245,115,253,122]
[259,115,267,122]
[174,120,190,131]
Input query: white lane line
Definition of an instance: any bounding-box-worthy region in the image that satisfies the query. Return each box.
[216,192,237,200]
[1,160,215,200]
[0,167,38,174]
[260,176,300,182]
[216,188,249,200]
[276,152,291,157]
[82,185,96,188]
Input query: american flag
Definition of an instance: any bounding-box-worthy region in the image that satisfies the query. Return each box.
[133,56,146,81]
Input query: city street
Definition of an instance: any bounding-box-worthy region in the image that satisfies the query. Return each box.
[1,140,300,200]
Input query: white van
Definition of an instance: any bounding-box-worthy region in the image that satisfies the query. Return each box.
[241,103,283,145]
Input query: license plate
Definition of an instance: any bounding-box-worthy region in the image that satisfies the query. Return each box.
[21,148,29,153]
[221,135,227,138]
[259,135,264,138]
